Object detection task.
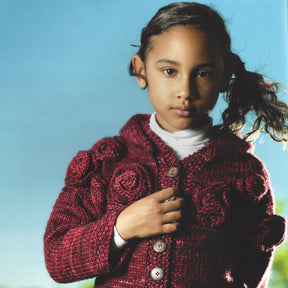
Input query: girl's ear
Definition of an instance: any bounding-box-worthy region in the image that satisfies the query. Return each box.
[132,54,147,88]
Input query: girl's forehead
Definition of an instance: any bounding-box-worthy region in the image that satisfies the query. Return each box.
[146,26,223,61]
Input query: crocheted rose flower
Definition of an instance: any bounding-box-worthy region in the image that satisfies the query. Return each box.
[92,137,125,161]
[193,184,231,227]
[251,215,286,252]
[65,150,94,186]
[236,174,268,201]
[110,163,152,205]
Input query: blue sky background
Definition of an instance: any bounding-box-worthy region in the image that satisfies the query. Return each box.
[0,0,287,287]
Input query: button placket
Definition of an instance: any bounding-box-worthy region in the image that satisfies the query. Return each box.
[147,162,179,285]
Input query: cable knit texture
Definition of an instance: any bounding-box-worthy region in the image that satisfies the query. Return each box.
[44,114,286,288]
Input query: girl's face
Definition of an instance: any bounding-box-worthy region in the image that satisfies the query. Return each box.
[133,25,225,132]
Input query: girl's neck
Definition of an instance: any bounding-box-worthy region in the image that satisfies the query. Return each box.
[149,112,213,160]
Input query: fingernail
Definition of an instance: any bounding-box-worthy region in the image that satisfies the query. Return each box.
[164,196,176,202]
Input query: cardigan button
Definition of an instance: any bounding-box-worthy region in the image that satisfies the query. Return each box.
[167,166,179,177]
[151,267,165,281]
[153,240,167,253]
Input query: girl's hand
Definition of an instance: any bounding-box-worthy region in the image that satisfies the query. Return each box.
[115,187,183,240]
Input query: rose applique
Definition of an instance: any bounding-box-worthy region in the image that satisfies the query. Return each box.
[65,150,94,186]
[193,184,232,227]
[251,215,286,252]
[110,163,152,205]
[236,174,268,201]
[92,137,125,161]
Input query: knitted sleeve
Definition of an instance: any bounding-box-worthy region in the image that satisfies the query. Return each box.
[44,140,131,283]
[234,155,286,287]
[235,166,285,251]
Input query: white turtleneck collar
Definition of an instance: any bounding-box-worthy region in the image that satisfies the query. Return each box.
[149,112,213,161]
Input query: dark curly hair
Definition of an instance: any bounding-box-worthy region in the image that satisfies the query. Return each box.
[129,2,288,144]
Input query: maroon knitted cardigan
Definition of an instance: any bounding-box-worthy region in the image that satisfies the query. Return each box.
[44,114,285,288]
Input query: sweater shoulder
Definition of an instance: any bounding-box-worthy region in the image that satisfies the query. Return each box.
[211,129,267,176]
[65,136,127,185]
[91,136,126,161]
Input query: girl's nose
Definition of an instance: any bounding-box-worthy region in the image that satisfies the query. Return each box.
[177,76,196,100]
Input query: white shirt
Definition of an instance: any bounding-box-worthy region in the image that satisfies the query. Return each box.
[149,112,213,160]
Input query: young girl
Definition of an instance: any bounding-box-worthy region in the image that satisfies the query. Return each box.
[44,2,287,287]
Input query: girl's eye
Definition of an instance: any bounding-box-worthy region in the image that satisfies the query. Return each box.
[162,68,176,76]
[196,70,213,79]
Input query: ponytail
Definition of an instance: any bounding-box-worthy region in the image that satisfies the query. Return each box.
[221,53,288,144]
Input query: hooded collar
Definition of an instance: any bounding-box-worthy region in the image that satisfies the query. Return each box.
[119,114,252,167]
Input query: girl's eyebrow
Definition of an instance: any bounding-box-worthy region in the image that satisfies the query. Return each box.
[197,63,217,69]
[156,59,180,66]
[156,59,218,69]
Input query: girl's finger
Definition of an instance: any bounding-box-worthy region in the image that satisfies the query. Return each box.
[152,187,178,202]
[160,198,183,213]
[160,222,181,234]
[161,210,182,224]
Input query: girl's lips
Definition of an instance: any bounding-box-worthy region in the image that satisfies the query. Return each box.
[171,105,196,117]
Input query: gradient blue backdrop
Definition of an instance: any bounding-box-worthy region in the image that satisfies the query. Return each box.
[0,0,287,287]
